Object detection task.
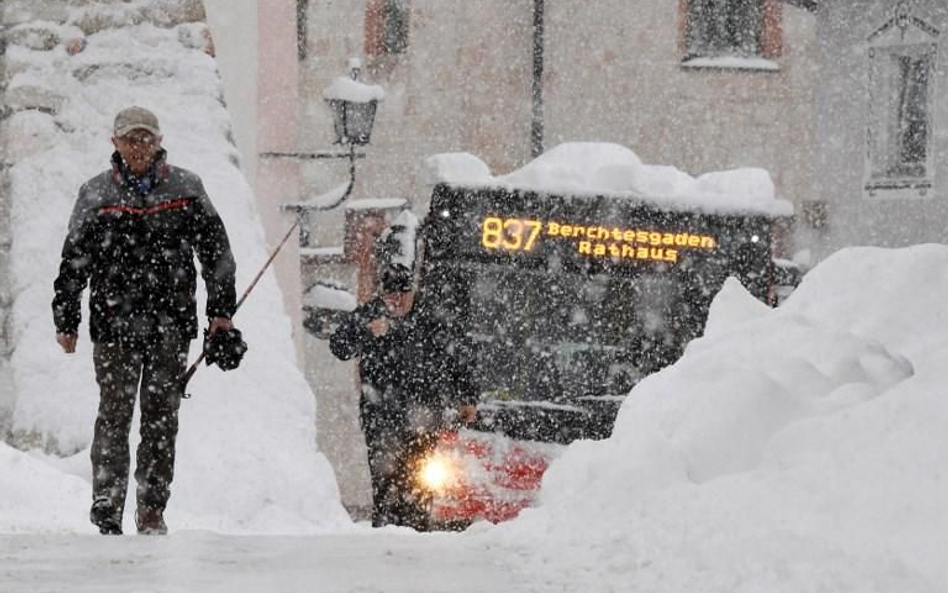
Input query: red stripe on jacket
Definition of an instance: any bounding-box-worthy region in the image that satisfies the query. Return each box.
[98,198,194,217]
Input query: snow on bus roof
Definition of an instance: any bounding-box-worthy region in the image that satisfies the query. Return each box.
[424,143,793,217]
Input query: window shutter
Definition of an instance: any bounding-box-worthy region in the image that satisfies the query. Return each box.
[679,0,782,60]
[760,0,783,59]
[365,0,409,57]
[365,0,384,57]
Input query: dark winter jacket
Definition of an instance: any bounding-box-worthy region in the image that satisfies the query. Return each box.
[329,297,478,428]
[52,152,236,343]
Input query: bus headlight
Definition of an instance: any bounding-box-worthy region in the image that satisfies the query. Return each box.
[418,452,460,493]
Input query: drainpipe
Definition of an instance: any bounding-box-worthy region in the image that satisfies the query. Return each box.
[0,0,13,435]
[531,0,545,158]
[296,0,308,60]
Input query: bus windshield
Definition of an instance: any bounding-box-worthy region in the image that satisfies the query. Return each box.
[419,183,774,432]
[429,259,709,404]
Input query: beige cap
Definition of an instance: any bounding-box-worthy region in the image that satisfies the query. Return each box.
[113,106,161,137]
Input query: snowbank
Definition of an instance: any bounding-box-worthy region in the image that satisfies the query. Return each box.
[2,15,347,533]
[424,143,792,217]
[493,245,948,591]
[0,444,88,533]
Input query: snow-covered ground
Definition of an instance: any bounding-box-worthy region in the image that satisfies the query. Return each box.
[2,4,946,593]
[0,531,543,593]
[4,244,947,592]
[492,245,948,592]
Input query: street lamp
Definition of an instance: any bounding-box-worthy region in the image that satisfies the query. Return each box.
[325,59,380,146]
[267,58,385,246]
[318,58,384,214]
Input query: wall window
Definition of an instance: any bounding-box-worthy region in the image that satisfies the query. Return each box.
[366,0,410,58]
[686,0,764,58]
[866,5,939,194]
[869,48,934,180]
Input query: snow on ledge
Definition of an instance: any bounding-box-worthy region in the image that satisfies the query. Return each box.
[304,284,357,312]
[300,246,345,258]
[680,56,781,72]
[345,198,406,211]
[424,143,792,218]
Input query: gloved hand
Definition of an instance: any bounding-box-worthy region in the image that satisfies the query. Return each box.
[457,405,477,424]
[203,326,248,371]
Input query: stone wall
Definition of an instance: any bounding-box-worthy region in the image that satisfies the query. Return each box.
[0,0,212,444]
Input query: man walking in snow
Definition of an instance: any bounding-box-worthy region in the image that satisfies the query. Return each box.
[52,106,238,535]
[327,219,478,529]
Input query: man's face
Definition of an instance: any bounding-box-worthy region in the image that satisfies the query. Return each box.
[382,290,415,318]
[112,129,161,176]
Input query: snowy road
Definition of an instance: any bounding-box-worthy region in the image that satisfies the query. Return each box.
[0,530,571,593]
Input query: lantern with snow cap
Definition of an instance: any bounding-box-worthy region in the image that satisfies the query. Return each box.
[324,58,384,146]
[271,58,386,246]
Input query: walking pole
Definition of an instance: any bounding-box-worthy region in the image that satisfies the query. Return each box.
[180,146,360,393]
[178,219,300,392]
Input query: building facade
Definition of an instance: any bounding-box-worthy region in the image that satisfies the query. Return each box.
[810,0,948,259]
[297,1,818,245]
[289,0,818,513]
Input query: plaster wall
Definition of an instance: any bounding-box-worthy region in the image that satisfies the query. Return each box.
[205,0,306,360]
[299,1,535,513]
[814,0,948,258]
[301,2,816,237]
[544,2,817,211]
[300,0,533,249]
[202,0,258,188]
[0,0,12,432]
[300,258,369,512]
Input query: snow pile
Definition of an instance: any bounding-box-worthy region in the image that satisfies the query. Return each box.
[0,446,89,533]
[424,143,791,217]
[299,180,352,209]
[423,152,492,187]
[303,283,357,313]
[2,14,347,533]
[376,210,420,272]
[494,245,948,591]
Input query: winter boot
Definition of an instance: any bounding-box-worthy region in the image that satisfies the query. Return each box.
[135,508,168,535]
[90,498,122,535]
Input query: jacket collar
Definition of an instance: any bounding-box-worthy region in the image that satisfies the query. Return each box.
[111,149,170,195]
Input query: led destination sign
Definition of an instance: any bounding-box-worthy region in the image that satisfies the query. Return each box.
[480,216,718,264]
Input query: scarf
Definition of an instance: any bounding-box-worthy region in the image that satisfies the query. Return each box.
[111,150,168,197]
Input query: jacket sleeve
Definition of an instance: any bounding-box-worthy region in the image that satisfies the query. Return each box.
[329,299,381,361]
[191,180,237,319]
[433,320,479,408]
[448,335,480,408]
[52,187,95,334]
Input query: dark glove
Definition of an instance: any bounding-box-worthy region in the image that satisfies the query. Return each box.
[203,327,248,371]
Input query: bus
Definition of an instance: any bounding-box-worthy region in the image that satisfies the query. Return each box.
[403,174,787,526]
[305,146,795,527]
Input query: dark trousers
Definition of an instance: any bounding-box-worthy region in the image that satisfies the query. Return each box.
[90,332,189,518]
[362,404,437,529]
